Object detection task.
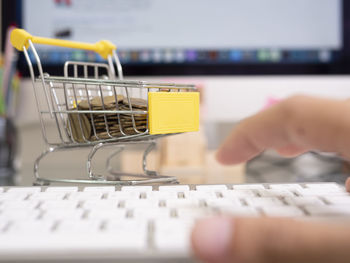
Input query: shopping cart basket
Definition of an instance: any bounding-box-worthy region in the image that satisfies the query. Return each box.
[11,29,199,185]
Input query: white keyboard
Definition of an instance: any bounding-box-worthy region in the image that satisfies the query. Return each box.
[0,182,349,262]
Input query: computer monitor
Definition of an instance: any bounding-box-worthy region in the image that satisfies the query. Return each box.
[4,0,350,76]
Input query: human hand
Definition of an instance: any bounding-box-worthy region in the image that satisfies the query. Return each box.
[191,95,350,263]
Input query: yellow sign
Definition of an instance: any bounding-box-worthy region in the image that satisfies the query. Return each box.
[148,92,200,134]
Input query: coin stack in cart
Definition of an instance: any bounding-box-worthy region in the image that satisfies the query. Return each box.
[68,95,148,142]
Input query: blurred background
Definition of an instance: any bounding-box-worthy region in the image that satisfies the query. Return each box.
[1,0,350,186]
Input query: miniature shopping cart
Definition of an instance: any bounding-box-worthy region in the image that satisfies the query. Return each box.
[11,29,199,185]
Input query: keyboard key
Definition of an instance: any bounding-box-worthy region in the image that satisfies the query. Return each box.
[261,206,304,217]
[284,196,325,206]
[324,196,350,205]
[303,183,346,195]
[220,206,259,216]
[165,199,200,209]
[7,220,54,235]
[29,192,67,201]
[146,191,179,200]
[257,189,295,198]
[56,220,102,234]
[0,220,9,232]
[66,192,104,201]
[183,190,218,200]
[154,219,194,253]
[40,200,79,210]
[106,191,141,200]
[233,184,265,190]
[45,187,78,192]
[175,208,217,220]
[82,200,119,210]
[158,185,190,192]
[296,188,349,197]
[87,209,127,220]
[195,185,227,191]
[1,209,40,221]
[205,198,242,209]
[6,187,41,193]
[305,183,343,190]
[0,192,29,201]
[121,186,153,192]
[222,189,256,198]
[0,200,39,210]
[123,199,160,209]
[245,197,284,207]
[305,205,350,217]
[269,184,303,191]
[105,219,148,233]
[83,186,116,192]
[42,209,84,221]
[132,208,171,219]
[104,219,148,250]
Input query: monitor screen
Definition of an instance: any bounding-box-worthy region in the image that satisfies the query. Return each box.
[10,0,350,75]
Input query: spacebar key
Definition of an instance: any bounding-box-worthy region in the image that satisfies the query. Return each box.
[154,219,195,254]
[103,219,149,251]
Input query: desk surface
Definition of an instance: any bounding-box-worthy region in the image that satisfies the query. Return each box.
[14,123,245,186]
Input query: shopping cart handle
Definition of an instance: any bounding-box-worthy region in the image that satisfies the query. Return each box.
[10,28,116,59]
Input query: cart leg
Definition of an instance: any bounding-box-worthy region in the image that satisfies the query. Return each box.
[33,142,178,185]
[105,141,158,178]
[87,143,105,180]
[105,145,125,180]
[33,147,56,186]
[142,141,158,176]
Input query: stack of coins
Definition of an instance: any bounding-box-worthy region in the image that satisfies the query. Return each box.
[67,95,148,142]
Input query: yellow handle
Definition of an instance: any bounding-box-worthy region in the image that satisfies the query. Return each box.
[10,28,116,59]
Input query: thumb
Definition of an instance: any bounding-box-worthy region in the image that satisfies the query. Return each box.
[191,216,350,263]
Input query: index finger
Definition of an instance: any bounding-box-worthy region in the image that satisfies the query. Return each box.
[216,95,350,165]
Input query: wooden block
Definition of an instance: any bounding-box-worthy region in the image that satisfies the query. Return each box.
[121,150,160,174]
[159,130,206,167]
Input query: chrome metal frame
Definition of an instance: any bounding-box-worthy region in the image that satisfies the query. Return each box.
[22,40,196,185]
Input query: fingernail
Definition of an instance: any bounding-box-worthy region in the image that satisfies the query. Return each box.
[192,217,233,261]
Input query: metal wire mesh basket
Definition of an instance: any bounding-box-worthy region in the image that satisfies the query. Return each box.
[11,29,199,185]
